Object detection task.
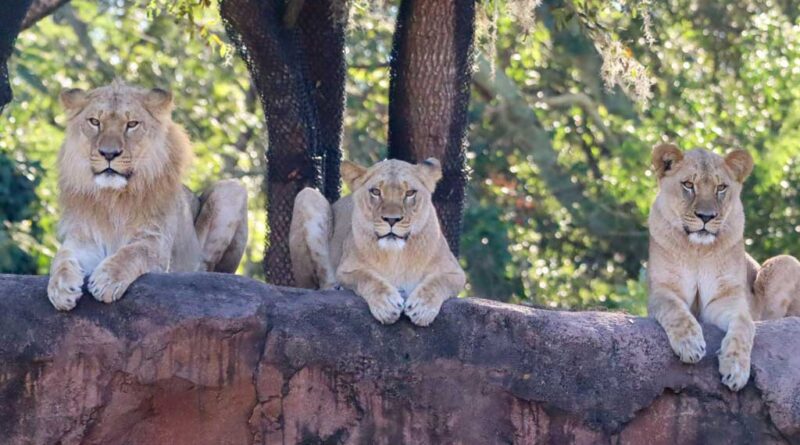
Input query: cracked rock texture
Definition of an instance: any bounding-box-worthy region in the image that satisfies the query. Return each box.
[0,273,798,444]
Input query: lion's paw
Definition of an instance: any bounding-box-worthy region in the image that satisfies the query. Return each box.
[668,324,706,364]
[403,292,443,327]
[88,261,132,304]
[365,287,404,325]
[718,345,751,391]
[323,281,343,291]
[47,267,84,311]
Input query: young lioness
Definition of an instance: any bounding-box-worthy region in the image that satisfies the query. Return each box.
[47,81,248,311]
[648,143,800,391]
[290,158,466,326]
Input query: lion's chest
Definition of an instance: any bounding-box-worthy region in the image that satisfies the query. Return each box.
[378,257,425,295]
[679,258,745,316]
[72,216,165,274]
[73,234,128,274]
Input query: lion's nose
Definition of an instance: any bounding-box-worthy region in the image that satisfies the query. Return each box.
[695,212,717,223]
[99,147,122,161]
[382,216,403,227]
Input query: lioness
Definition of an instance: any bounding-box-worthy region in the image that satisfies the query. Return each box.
[47,81,248,311]
[290,158,466,326]
[648,143,800,391]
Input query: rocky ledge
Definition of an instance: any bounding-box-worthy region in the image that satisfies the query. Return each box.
[0,273,798,444]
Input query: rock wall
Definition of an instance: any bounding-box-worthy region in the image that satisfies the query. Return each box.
[0,273,798,444]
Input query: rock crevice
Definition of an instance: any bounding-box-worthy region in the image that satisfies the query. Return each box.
[0,274,798,444]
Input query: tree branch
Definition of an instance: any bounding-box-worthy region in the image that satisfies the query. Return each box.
[536,92,620,148]
[20,0,70,31]
[55,4,115,79]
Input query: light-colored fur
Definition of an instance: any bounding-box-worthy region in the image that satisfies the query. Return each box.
[290,158,466,326]
[648,143,800,391]
[753,255,800,320]
[48,81,248,311]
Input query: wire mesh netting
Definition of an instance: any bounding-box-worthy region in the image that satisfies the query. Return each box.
[3,0,472,283]
[219,0,346,285]
[388,0,474,256]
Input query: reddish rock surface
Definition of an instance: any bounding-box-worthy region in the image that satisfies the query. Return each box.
[0,273,798,444]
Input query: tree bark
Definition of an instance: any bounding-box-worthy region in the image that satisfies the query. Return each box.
[296,0,346,203]
[220,0,346,284]
[0,0,33,113]
[1,0,75,114]
[388,0,476,256]
[20,0,70,31]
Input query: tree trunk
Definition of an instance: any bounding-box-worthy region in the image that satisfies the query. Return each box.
[0,0,33,113]
[388,0,476,256]
[296,0,346,203]
[220,0,346,284]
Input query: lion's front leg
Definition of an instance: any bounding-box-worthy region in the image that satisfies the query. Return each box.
[47,241,86,311]
[290,187,336,289]
[338,267,405,325]
[88,232,169,304]
[703,295,755,392]
[194,179,248,273]
[649,288,707,364]
[404,269,466,327]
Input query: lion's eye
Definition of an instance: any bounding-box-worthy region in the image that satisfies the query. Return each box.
[126,121,140,129]
[405,190,417,198]
[88,118,100,127]
[717,184,728,193]
[681,181,694,190]
[369,187,381,197]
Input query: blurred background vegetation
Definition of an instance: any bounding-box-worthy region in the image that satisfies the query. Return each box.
[2,0,800,315]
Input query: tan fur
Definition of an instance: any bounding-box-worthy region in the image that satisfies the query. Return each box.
[753,255,800,320]
[47,81,249,311]
[648,143,800,391]
[290,158,466,326]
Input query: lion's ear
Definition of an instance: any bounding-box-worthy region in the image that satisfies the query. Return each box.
[652,143,684,178]
[341,160,368,189]
[724,149,754,183]
[144,88,173,115]
[60,89,88,111]
[417,157,442,191]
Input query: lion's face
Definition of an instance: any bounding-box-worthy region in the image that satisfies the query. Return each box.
[651,144,753,245]
[59,82,176,192]
[343,158,442,251]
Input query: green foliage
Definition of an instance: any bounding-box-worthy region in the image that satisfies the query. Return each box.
[0,150,41,273]
[346,1,800,315]
[1,0,266,277]
[469,0,800,314]
[4,0,800,318]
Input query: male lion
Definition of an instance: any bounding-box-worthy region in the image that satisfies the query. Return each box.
[289,158,466,326]
[648,143,800,391]
[47,81,248,311]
